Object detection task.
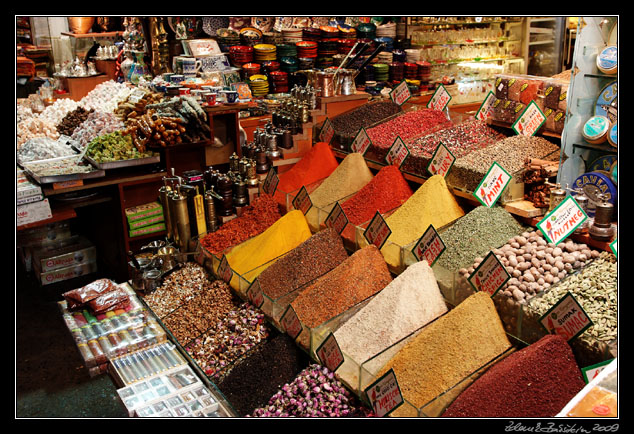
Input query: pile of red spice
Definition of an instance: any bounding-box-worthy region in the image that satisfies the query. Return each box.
[442,334,586,418]
[199,194,282,255]
[365,108,452,149]
[276,142,339,195]
[340,165,413,226]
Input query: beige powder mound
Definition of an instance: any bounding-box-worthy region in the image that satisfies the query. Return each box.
[378,291,511,416]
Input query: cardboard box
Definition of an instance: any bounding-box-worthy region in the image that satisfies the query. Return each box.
[32,236,97,273]
[129,222,166,238]
[17,198,52,226]
[17,221,73,247]
[34,261,98,286]
[128,214,165,230]
[125,201,163,223]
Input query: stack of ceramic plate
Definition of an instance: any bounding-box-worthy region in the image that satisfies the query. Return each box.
[373,63,389,82]
[302,27,321,42]
[337,24,357,39]
[254,44,277,62]
[389,61,404,82]
[405,48,421,63]
[377,51,393,64]
[276,43,297,58]
[318,39,338,57]
[261,61,280,74]
[228,45,254,66]
[248,74,269,97]
[239,27,263,46]
[296,41,318,58]
[279,56,299,73]
[404,62,418,80]
[337,38,357,55]
[282,28,303,44]
[376,22,397,39]
[217,28,240,52]
[241,62,261,79]
[269,70,289,93]
[356,23,376,40]
[391,49,406,63]
[319,25,340,40]
[416,61,432,83]
[263,32,284,45]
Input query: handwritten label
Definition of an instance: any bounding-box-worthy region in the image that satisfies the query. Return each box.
[262,168,279,196]
[474,91,496,121]
[581,359,614,384]
[512,100,546,137]
[411,225,446,266]
[467,251,510,297]
[426,84,452,112]
[324,201,349,235]
[292,186,313,215]
[385,136,410,168]
[246,279,264,308]
[537,196,588,245]
[389,80,411,106]
[315,333,344,373]
[610,239,617,258]
[364,369,404,417]
[427,142,455,178]
[351,127,372,155]
[280,305,302,340]
[540,292,594,342]
[217,255,232,283]
[473,162,512,208]
[364,211,392,250]
[319,117,334,144]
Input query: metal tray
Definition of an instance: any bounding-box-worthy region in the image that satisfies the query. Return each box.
[84,154,161,170]
[20,155,106,184]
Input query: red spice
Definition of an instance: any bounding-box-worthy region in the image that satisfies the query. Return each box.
[366,109,452,149]
[442,335,586,418]
[275,142,339,196]
[340,165,413,226]
[199,194,281,255]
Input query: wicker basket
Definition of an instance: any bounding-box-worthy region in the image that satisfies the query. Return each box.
[68,17,95,34]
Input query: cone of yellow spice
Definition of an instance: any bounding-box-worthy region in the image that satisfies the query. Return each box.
[223,210,312,292]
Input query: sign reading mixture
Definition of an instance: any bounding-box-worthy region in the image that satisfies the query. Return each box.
[539,292,594,342]
[537,196,588,245]
[473,162,512,208]
[365,369,404,417]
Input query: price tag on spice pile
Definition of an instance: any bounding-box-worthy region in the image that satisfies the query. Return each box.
[364,211,392,250]
[467,250,510,297]
[474,91,496,121]
[512,100,546,137]
[280,305,302,340]
[411,224,446,267]
[610,238,617,258]
[473,162,512,208]
[539,292,594,342]
[319,117,335,144]
[389,80,412,106]
[364,369,404,417]
[246,279,264,309]
[536,196,587,245]
[427,142,455,178]
[324,202,349,235]
[581,359,614,384]
[351,127,372,155]
[292,185,313,215]
[315,333,344,373]
[426,83,452,112]
[262,168,279,196]
[217,255,233,283]
[385,136,410,168]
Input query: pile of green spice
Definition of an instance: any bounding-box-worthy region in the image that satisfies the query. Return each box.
[435,205,527,273]
[377,291,511,417]
[442,335,585,418]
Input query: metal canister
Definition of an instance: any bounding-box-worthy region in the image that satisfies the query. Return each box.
[158,181,174,242]
[233,179,248,206]
[548,183,566,212]
[589,194,615,241]
[204,188,218,232]
[573,189,589,234]
[170,186,191,252]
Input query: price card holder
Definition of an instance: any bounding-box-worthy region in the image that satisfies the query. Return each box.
[411,224,446,267]
[319,117,334,145]
[262,168,279,196]
[364,369,404,417]
[351,127,372,155]
[385,136,410,168]
[473,161,512,208]
[364,211,391,250]
[426,83,452,112]
[389,80,412,106]
[217,255,233,284]
[246,278,264,309]
[610,239,617,258]
[292,185,313,215]
[512,100,546,137]
[280,305,302,340]
[581,359,614,384]
[467,250,510,297]
[426,142,455,178]
[324,201,349,235]
[536,196,587,246]
[474,91,496,121]
[315,333,344,373]
[539,292,594,342]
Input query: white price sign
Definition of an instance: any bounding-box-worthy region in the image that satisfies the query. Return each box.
[364,369,404,417]
[315,333,344,373]
[474,91,496,121]
[537,196,588,245]
[473,162,512,208]
[512,100,546,137]
[351,127,372,155]
[319,117,335,144]
[467,250,510,297]
[426,84,452,112]
[427,142,455,178]
[389,80,411,106]
[411,225,446,266]
[385,136,410,168]
[540,292,594,342]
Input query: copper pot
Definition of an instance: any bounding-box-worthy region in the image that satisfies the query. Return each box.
[68,17,95,34]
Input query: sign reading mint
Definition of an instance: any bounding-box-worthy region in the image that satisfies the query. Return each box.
[389,80,411,106]
[351,127,372,155]
[473,162,512,208]
[512,100,546,137]
[319,117,334,144]
[364,369,404,417]
[427,142,455,178]
[539,291,594,342]
[537,196,587,245]
[474,91,496,121]
[426,83,452,112]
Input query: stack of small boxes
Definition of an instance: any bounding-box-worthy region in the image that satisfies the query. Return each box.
[126,201,166,238]
[17,167,51,227]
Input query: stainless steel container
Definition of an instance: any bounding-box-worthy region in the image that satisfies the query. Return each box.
[171,186,191,252]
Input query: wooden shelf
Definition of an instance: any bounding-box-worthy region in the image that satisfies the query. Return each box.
[61,31,123,39]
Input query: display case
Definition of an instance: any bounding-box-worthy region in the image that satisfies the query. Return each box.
[524,17,567,77]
